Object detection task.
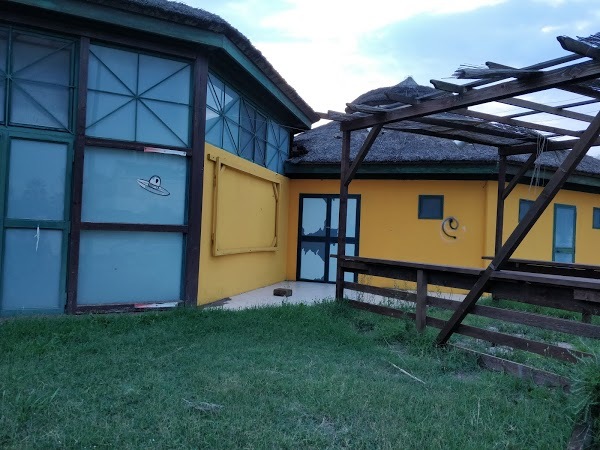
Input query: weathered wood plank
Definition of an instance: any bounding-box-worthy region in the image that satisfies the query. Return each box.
[451,345,571,391]
[427,296,600,339]
[341,60,600,131]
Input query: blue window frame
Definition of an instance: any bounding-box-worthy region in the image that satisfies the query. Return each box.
[0,27,75,131]
[418,195,444,219]
[205,72,290,174]
[86,44,192,147]
[593,207,600,229]
[519,199,534,222]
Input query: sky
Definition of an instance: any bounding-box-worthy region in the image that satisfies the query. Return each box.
[182,0,600,152]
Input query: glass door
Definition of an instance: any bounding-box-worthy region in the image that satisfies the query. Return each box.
[297,195,360,283]
[553,204,576,263]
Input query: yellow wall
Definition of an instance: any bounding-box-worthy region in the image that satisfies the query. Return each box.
[287,179,491,285]
[487,182,600,264]
[287,179,600,290]
[198,144,289,304]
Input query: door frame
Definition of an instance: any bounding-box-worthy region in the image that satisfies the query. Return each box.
[552,203,577,263]
[296,193,361,283]
[0,129,74,314]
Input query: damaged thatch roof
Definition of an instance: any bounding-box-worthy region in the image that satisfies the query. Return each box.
[290,78,600,179]
[77,0,318,123]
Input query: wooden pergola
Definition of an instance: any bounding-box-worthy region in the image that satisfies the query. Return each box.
[325,33,600,349]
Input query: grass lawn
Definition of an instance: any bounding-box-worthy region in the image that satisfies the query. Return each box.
[0,302,581,449]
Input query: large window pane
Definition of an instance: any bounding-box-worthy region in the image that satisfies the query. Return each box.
[2,229,63,312]
[77,231,184,304]
[81,147,187,224]
[87,44,191,147]
[299,241,326,281]
[7,139,67,220]
[330,198,357,238]
[301,198,327,237]
[11,81,69,129]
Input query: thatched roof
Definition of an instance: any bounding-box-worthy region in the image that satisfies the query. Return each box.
[289,78,600,179]
[78,0,318,124]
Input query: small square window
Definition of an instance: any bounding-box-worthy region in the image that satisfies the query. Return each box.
[593,207,600,229]
[418,195,444,219]
[519,199,534,222]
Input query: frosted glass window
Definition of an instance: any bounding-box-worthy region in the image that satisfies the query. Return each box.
[329,243,356,282]
[81,147,187,224]
[7,139,67,220]
[1,229,63,312]
[330,198,357,238]
[205,73,287,173]
[87,44,191,147]
[299,241,326,281]
[267,122,289,173]
[554,206,575,248]
[8,32,73,130]
[77,231,183,304]
[301,198,327,237]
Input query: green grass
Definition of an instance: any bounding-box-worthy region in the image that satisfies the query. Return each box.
[0,302,576,449]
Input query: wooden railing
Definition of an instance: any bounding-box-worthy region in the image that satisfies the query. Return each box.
[337,255,600,382]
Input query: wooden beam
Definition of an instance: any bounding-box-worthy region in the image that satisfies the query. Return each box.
[495,155,506,255]
[344,124,382,186]
[342,61,600,131]
[184,55,208,307]
[66,36,90,314]
[497,96,596,124]
[452,345,571,391]
[457,108,583,138]
[499,136,600,155]
[335,131,351,300]
[453,67,542,80]
[425,54,583,100]
[558,36,600,62]
[436,111,600,345]
[502,152,538,199]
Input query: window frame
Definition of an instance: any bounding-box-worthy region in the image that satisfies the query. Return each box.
[519,199,535,222]
[593,207,600,229]
[0,25,77,133]
[418,195,444,220]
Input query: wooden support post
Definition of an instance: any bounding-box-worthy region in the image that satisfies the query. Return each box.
[66,37,90,314]
[582,310,592,324]
[335,130,351,301]
[495,155,506,256]
[436,111,600,346]
[416,270,428,332]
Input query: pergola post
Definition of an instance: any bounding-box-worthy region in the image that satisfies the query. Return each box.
[495,154,507,255]
[436,111,600,346]
[335,131,351,300]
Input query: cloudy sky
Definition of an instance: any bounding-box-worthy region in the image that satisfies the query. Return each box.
[182,0,598,115]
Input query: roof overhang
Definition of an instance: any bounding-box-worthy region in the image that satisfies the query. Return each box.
[5,0,317,129]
